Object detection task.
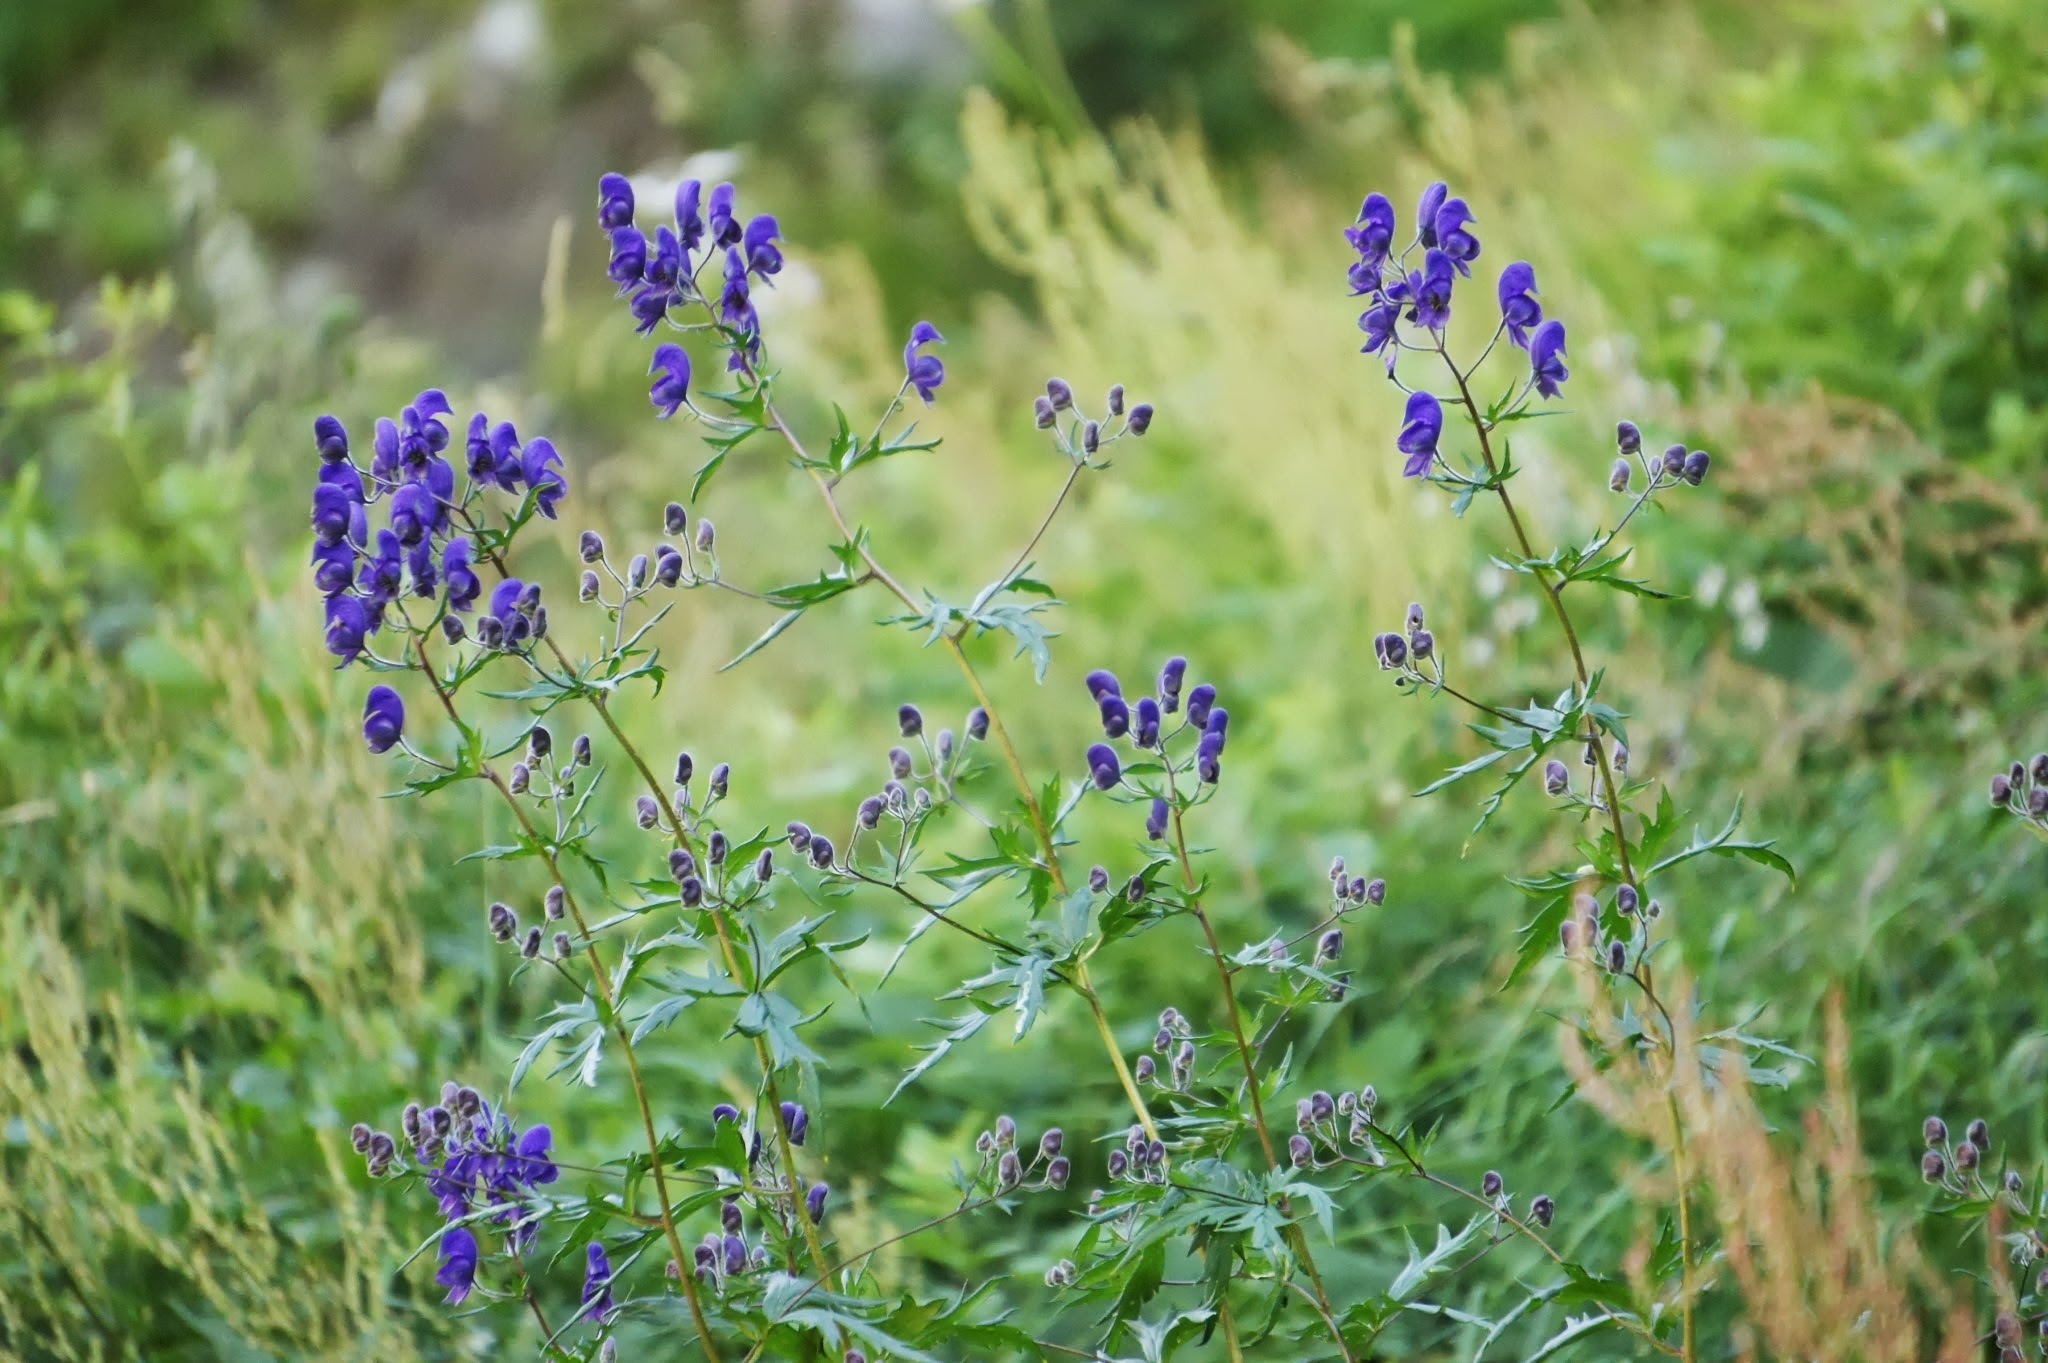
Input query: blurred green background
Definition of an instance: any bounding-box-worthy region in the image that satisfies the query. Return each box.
[3,0,2046,1357]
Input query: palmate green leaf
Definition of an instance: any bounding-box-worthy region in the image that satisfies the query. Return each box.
[732,990,825,1067]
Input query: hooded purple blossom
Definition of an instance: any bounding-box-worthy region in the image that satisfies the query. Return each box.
[313,414,349,462]
[630,281,670,335]
[312,481,358,545]
[1358,301,1400,371]
[647,224,683,287]
[1184,683,1215,729]
[1398,391,1444,478]
[436,1227,480,1304]
[324,595,370,666]
[1529,320,1569,398]
[371,417,401,483]
[805,1183,829,1224]
[310,539,354,596]
[406,540,437,598]
[649,343,692,419]
[742,214,783,279]
[1407,250,1455,331]
[1434,197,1480,275]
[1346,192,1396,272]
[1087,743,1122,790]
[1146,797,1169,841]
[582,1242,617,1323]
[510,1123,557,1186]
[706,182,740,248]
[674,179,704,255]
[719,248,759,358]
[607,226,648,294]
[597,173,635,230]
[521,439,567,518]
[442,538,481,613]
[1497,262,1541,349]
[363,685,404,753]
[394,391,452,477]
[489,579,532,647]
[358,529,404,605]
[903,322,945,404]
[1416,182,1448,247]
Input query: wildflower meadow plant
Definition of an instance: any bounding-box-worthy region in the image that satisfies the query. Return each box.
[306,167,2035,1360]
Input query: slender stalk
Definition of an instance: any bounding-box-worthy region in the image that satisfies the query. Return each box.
[413,639,723,1362]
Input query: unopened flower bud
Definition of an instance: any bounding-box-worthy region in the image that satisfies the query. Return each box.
[1033,395,1056,429]
[554,931,572,960]
[1661,443,1686,477]
[2030,787,2048,818]
[1606,940,1627,973]
[1046,1155,1070,1189]
[1154,1027,1173,1053]
[1616,420,1642,455]
[1481,1169,1504,1198]
[1082,419,1101,454]
[1288,1134,1314,1168]
[1530,1194,1555,1227]
[858,796,884,829]
[521,926,542,958]
[350,1122,373,1152]
[1135,1055,1156,1083]
[1967,1118,1990,1150]
[1543,759,1569,797]
[1612,742,1629,773]
[898,703,923,737]
[579,569,600,602]
[1921,1150,1946,1182]
[662,500,688,535]
[966,706,989,740]
[1309,1090,1335,1122]
[509,762,531,794]
[1124,875,1144,903]
[1045,377,1073,411]
[441,614,466,644]
[1986,776,2010,809]
[1616,884,1640,916]
[754,848,773,880]
[1146,1139,1166,1169]
[935,728,955,764]
[489,901,518,940]
[1089,865,1109,893]
[806,1182,829,1224]
[1375,632,1407,670]
[1922,1116,1947,1146]
[679,876,703,907]
[889,747,913,780]
[1682,449,1710,485]
[580,530,605,562]
[530,605,548,639]
[636,795,660,829]
[808,835,834,869]
[545,884,566,920]
[2004,1169,2023,1195]
[1317,928,1344,962]
[1107,1149,1129,1178]
[1126,403,1153,435]
[998,1150,1023,1189]
[655,546,684,587]
[1609,458,1632,493]
[1365,877,1386,906]
[1956,1140,1980,1171]
[694,519,715,552]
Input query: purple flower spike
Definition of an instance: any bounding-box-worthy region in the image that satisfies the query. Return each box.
[597,173,635,230]
[1529,320,1569,399]
[362,685,405,754]
[1087,743,1122,790]
[435,1227,479,1304]
[1497,262,1541,349]
[650,343,692,419]
[1434,197,1480,275]
[1397,391,1444,478]
[903,321,946,405]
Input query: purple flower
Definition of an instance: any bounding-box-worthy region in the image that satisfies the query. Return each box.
[1099,695,1130,739]
[647,225,683,287]
[1357,301,1401,372]
[607,226,648,294]
[313,414,349,462]
[312,482,358,545]
[805,1182,829,1224]
[358,529,404,605]
[1085,669,1122,701]
[512,1123,557,1186]
[406,540,437,597]
[1529,320,1569,399]
[1434,197,1479,275]
[597,172,635,230]
[1158,656,1186,706]
[780,1101,809,1146]
[674,179,704,254]
[649,343,692,419]
[1133,696,1161,747]
[722,1234,747,1276]
[388,482,434,546]
[1397,391,1444,478]
[442,538,481,613]
[629,281,670,336]
[324,595,371,666]
[1184,683,1215,730]
[742,214,783,279]
[1497,262,1541,349]
[1346,192,1396,271]
[435,1227,479,1305]
[1204,707,1229,750]
[1196,729,1223,784]
[522,439,567,519]
[1145,797,1169,841]
[371,417,401,483]
[719,248,758,353]
[706,182,740,248]
[362,685,405,753]
[581,1242,616,1323]
[395,391,452,476]
[489,579,531,647]
[903,321,945,405]
[1415,182,1448,247]
[1087,743,1122,790]
[1407,250,1455,331]
[310,539,354,596]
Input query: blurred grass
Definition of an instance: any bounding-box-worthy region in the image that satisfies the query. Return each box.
[3,0,2046,1357]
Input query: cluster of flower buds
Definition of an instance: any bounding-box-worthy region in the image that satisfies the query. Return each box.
[1104,1122,1172,1185]
[1043,1257,1079,1289]
[694,1211,771,1287]
[1134,1007,1198,1091]
[1082,657,1231,832]
[1344,181,1568,477]
[574,499,721,611]
[351,1083,564,1303]
[1474,1167,1555,1229]
[1032,376,1154,460]
[1558,888,1655,975]
[1326,857,1388,910]
[309,393,569,673]
[1918,1113,2023,1209]
[1288,1083,1384,1169]
[1608,421,1710,494]
[1987,752,2048,829]
[970,1115,1071,1194]
[1374,601,1447,696]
